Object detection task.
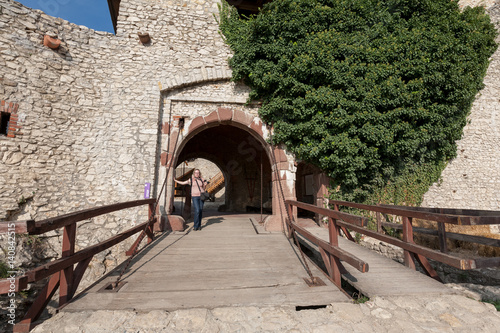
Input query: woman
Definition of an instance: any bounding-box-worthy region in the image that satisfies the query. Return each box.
[174,169,208,231]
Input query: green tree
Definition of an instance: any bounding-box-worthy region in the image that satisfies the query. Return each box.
[219,0,497,203]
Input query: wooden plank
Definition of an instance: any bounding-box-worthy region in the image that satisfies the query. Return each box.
[291,221,368,273]
[26,221,149,282]
[62,216,349,313]
[381,221,500,247]
[331,200,461,224]
[335,220,477,270]
[0,220,36,234]
[288,200,368,227]
[378,204,500,225]
[33,199,155,234]
[301,227,456,298]
[0,276,28,294]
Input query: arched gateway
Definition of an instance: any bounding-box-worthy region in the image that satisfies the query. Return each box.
[155,77,329,231]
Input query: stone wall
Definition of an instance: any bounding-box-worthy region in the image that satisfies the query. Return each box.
[0,0,241,292]
[422,1,500,237]
[423,1,500,215]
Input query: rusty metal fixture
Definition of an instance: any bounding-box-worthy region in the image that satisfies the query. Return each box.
[43,35,61,49]
[138,32,151,44]
[303,277,326,287]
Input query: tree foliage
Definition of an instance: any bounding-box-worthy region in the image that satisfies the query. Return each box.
[219,0,497,203]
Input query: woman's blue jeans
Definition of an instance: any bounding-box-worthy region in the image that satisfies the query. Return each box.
[192,196,204,229]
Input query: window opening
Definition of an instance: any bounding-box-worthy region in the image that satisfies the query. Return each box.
[0,112,10,136]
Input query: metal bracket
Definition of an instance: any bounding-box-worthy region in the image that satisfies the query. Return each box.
[303,276,326,287]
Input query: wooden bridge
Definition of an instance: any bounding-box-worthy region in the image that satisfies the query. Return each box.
[1,198,499,332]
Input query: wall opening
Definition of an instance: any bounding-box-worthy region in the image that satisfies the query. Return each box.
[0,112,10,136]
[175,125,273,215]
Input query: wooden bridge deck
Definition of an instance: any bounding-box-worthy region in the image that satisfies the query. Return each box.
[63,215,350,312]
[302,225,458,298]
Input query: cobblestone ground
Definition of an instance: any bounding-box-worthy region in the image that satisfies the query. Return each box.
[31,294,500,333]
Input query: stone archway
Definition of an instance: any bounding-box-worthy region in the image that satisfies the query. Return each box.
[161,108,295,231]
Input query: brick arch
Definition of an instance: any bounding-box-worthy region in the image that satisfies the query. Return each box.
[165,107,294,231]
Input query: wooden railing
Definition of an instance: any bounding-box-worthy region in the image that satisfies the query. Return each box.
[285,200,369,288]
[287,200,500,286]
[0,198,158,333]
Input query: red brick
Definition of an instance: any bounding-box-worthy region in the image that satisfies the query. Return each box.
[203,110,219,125]
[233,109,254,127]
[161,152,173,166]
[218,107,232,122]
[249,119,264,138]
[162,122,170,135]
[273,147,288,163]
[187,116,206,134]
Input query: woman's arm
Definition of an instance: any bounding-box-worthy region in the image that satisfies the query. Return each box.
[174,179,190,185]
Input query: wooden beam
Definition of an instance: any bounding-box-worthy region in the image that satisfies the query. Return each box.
[291,221,369,273]
[13,273,60,333]
[287,200,368,227]
[26,221,149,282]
[336,220,478,270]
[0,276,28,294]
[0,220,36,234]
[380,221,500,248]
[32,199,155,234]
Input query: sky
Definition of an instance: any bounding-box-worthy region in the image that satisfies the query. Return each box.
[17,0,115,33]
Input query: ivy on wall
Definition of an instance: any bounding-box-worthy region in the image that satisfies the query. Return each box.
[219,0,497,204]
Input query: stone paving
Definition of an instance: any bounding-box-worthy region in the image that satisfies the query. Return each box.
[32,294,500,333]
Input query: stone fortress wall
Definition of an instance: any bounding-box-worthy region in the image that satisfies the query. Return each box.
[423,0,500,235]
[0,0,239,285]
[0,0,499,294]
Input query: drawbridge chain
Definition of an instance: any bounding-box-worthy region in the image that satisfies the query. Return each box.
[268,124,322,286]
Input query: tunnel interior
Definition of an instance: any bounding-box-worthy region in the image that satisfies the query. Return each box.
[176,125,273,213]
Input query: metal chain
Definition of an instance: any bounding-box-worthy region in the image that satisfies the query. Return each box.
[113,106,181,288]
[268,124,315,281]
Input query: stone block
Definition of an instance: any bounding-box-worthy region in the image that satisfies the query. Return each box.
[167,215,186,231]
[203,110,219,125]
[218,108,232,122]
[187,116,206,134]
[249,120,264,137]
[233,110,254,127]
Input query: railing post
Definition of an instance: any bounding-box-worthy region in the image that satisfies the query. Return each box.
[437,209,448,253]
[286,201,294,238]
[328,217,342,287]
[402,216,416,269]
[376,210,382,234]
[59,223,76,306]
[147,203,155,243]
[437,222,448,253]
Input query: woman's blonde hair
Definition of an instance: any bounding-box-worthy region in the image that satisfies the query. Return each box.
[193,168,201,178]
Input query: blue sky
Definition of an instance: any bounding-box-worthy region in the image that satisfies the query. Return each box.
[17,0,114,33]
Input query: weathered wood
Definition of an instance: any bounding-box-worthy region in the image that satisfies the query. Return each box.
[290,221,368,273]
[32,199,155,234]
[59,223,76,306]
[13,273,60,333]
[415,254,442,282]
[380,221,500,247]
[288,200,368,227]
[26,221,149,282]
[62,216,349,313]
[69,256,93,300]
[402,217,416,270]
[0,220,36,234]
[331,200,493,225]
[335,220,477,270]
[437,221,448,253]
[0,275,28,294]
[377,204,500,225]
